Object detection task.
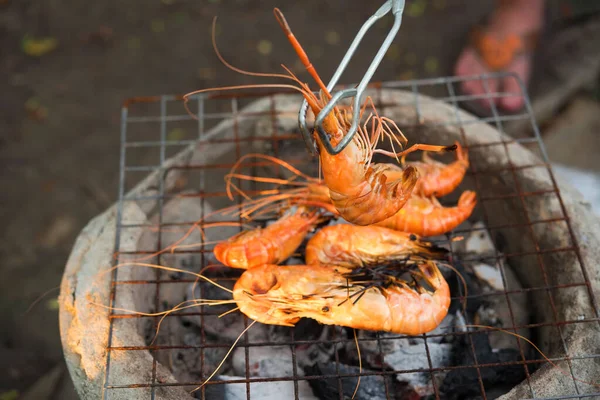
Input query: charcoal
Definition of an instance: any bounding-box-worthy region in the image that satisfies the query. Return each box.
[197,376,319,400]
[305,362,395,400]
[445,259,484,317]
[440,332,527,399]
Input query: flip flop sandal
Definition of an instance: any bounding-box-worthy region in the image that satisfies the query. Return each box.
[456,21,540,118]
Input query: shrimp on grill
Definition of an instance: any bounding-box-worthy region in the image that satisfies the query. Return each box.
[274,9,454,226]
[374,191,477,237]
[213,205,324,269]
[233,261,450,335]
[404,140,469,197]
[305,224,448,268]
[222,153,337,218]
[380,141,469,198]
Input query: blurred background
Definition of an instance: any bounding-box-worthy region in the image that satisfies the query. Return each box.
[1,0,599,398]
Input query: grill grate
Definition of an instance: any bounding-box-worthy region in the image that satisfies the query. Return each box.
[102,72,600,400]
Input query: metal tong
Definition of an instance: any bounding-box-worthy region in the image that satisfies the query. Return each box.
[299,0,405,156]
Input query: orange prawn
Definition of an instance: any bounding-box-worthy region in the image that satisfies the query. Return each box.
[213,205,324,269]
[305,224,448,268]
[274,9,454,226]
[374,191,477,237]
[233,261,450,335]
[384,140,469,197]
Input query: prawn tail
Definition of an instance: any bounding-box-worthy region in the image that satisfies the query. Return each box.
[392,166,419,199]
[418,261,446,290]
[455,141,469,166]
[458,190,477,213]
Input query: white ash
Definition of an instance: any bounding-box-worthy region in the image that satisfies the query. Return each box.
[385,340,453,397]
[285,256,306,265]
[472,263,505,291]
[233,346,297,378]
[462,225,531,353]
[426,313,464,343]
[454,310,468,332]
[465,221,496,255]
[343,316,456,397]
[203,375,319,400]
[473,260,530,353]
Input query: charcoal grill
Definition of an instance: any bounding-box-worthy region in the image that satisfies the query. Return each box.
[59,73,600,400]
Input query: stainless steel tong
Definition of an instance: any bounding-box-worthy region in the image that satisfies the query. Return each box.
[298,0,406,155]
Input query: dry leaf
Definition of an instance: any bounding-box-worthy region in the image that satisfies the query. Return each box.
[0,390,19,400]
[257,40,272,55]
[425,56,439,74]
[22,35,58,57]
[325,30,340,45]
[167,128,186,141]
[151,19,165,33]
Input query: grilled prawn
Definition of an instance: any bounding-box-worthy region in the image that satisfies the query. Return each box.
[233,261,450,335]
[381,141,469,198]
[274,9,452,226]
[213,206,322,269]
[305,224,447,268]
[374,191,477,237]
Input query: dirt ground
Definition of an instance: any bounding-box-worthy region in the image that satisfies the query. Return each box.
[1,0,598,398]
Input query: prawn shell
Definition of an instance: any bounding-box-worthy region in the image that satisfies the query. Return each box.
[375,190,477,237]
[304,224,448,267]
[411,141,469,197]
[384,141,469,198]
[326,164,419,226]
[213,207,318,269]
[233,263,450,335]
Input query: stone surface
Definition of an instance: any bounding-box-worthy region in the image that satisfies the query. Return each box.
[544,96,600,173]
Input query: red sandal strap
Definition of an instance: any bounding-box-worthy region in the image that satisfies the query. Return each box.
[470,25,538,71]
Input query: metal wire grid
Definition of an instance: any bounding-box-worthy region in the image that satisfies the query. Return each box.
[101,72,600,400]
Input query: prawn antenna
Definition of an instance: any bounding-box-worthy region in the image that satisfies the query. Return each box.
[210,16,293,82]
[273,8,331,99]
[351,329,362,400]
[24,286,60,315]
[190,320,258,393]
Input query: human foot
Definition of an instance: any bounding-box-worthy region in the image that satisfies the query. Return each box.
[454,0,544,113]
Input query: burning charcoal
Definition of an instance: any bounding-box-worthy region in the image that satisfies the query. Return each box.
[153,322,233,384]
[426,314,462,343]
[440,332,526,399]
[341,332,453,398]
[472,263,505,291]
[285,256,306,265]
[232,345,297,378]
[182,279,271,343]
[384,340,452,397]
[305,362,395,400]
[465,221,496,255]
[266,323,338,369]
[471,259,531,352]
[445,259,484,317]
[200,375,319,400]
